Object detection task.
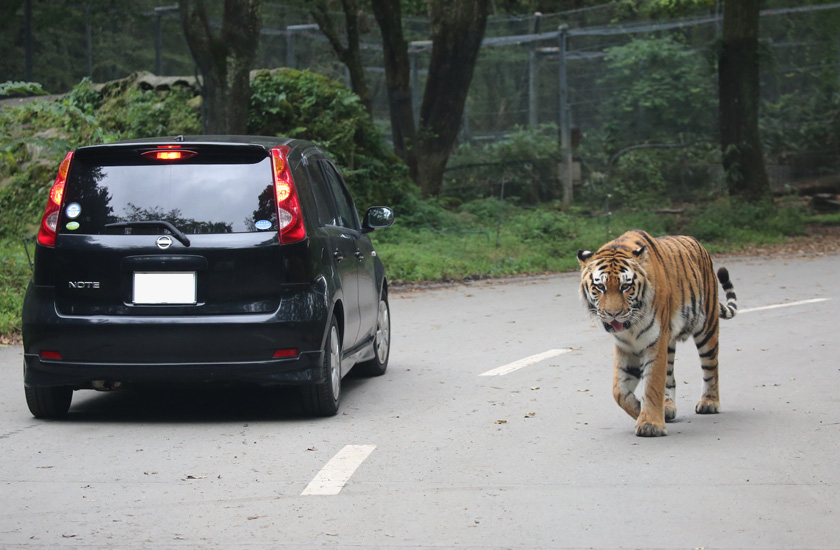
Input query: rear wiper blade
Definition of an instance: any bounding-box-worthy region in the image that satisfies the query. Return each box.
[105,220,191,247]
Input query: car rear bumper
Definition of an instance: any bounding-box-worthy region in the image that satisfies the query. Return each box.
[23,351,325,389]
[22,283,330,388]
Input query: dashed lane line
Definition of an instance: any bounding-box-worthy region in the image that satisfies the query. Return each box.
[739,298,830,314]
[301,444,376,496]
[479,348,572,377]
[476,301,828,378]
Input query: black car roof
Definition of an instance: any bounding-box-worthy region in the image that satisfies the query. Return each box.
[76,135,303,152]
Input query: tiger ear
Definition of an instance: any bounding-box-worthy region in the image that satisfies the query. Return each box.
[633,245,647,259]
[577,250,593,266]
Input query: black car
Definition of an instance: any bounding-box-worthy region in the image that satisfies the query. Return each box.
[22,135,394,418]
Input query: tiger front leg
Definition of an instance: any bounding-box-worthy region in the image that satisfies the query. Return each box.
[612,347,642,420]
[635,340,669,437]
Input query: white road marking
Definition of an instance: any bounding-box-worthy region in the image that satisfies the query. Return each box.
[301,444,376,496]
[479,348,572,377]
[739,298,830,314]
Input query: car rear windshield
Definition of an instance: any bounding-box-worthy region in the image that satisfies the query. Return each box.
[59,148,277,235]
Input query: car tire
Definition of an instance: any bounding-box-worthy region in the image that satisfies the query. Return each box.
[302,315,341,417]
[25,385,73,419]
[354,288,390,377]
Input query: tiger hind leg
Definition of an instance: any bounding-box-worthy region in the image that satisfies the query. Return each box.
[694,326,721,414]
[664,344,677,422]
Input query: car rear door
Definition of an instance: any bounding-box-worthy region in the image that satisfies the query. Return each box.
[307,159,367,350]
[52,143,298,320]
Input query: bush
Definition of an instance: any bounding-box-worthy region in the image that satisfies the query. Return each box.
[443,125,561,205]
[683,198,806,245]
[248,69,420,213]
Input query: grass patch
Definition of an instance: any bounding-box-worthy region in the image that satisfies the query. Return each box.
[0,200,819,342]
[0,238,33,340]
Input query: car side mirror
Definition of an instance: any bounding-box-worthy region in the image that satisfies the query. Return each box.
[362,206,395,233]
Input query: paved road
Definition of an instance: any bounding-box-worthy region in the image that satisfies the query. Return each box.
[1,253,838,549]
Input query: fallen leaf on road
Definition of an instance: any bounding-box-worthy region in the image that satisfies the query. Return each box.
[494,420,507,424]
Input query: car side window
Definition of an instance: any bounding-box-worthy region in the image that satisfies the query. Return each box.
[320,161,359,231]
[308,160,340,227]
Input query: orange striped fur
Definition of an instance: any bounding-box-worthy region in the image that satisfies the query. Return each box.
[578,230,737,437]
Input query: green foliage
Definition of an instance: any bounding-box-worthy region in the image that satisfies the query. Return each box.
[97,85,201,138]
[0,81,49,97]
[0,239,31,338]
[573,37,720,210]
[248,69,419,212]
[598,37,717,150]
[443,125,561,204]
[613,0,715,20]
[577,143,720,210]
[682,198,807,246]
[0,77,202,243]
[762,91,840,173]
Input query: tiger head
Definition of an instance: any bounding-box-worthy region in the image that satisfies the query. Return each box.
[577,245,649,334]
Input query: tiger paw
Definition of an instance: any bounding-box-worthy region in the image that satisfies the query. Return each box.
[695,399,720,414]
[664,399,677,422]
[635,421,667,437]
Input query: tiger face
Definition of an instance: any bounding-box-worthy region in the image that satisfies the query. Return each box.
[577,246,648,334]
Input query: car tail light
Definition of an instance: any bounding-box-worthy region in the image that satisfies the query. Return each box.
[272,348,298,358]
[141,146,198,161]
[270,146,306,244]
[37,151,74,247]
[40,350,62,360]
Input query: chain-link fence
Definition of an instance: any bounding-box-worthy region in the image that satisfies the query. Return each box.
[3,2,839,204]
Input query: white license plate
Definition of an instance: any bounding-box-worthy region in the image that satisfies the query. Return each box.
[133,272,196,305]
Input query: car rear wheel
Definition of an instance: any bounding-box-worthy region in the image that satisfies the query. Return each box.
[25,385,73,419]
[302,315,341,417]
[354,288,390,377]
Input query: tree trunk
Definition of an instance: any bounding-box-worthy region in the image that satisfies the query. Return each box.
[310,0,372,114]
[414,0,489,197]
[370,0,418,178]
[179,0,261,135]
[719,0,769,200]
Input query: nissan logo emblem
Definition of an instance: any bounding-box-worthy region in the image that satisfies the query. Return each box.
[156,236,173,249]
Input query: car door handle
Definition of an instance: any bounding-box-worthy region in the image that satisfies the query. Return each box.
[333,249,345,262]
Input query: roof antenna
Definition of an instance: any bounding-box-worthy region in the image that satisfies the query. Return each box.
[175,135,184,142]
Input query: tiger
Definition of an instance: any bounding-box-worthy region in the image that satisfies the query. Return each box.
[577,229,737,437]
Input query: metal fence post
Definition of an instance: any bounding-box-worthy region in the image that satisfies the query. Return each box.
[154,11,163,75]
[153,6,178,76]
[496,178,505,248]
[558,24,573,206]
[24,0,32,81]
[285,24,319,70]
[528,13,542,129]
[286,25,296,68]
[85,5,93,79]
[410,48,419,127]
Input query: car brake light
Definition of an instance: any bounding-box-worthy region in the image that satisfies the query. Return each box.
[37,151,74,248]
[40,351,62,360]
[270,146,306,244]
[141,148,197,161]
[272,348,298,358]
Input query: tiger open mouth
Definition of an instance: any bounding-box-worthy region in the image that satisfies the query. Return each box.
[605,319,627,332]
